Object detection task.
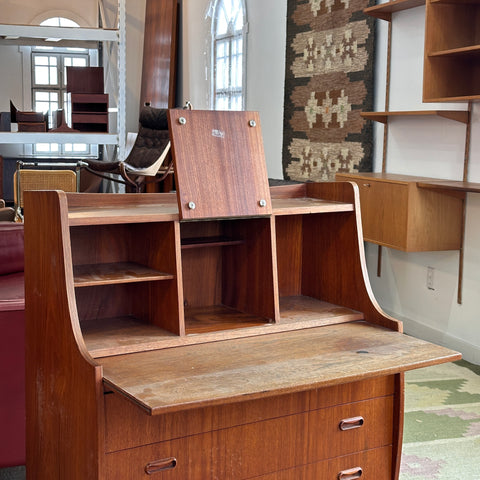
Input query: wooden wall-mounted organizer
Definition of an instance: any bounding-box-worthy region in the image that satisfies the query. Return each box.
[24,110,460,480]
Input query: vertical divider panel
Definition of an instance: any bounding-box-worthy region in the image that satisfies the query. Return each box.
[131,221,184,336]
[222,217,278,323]
[173,220,186,336]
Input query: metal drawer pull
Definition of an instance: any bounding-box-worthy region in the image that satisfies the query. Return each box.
[339,416,364,431]
[338,466,363,479]
[145,457,177,475]
[362,183,371,187]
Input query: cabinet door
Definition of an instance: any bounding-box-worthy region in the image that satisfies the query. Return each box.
[341,176,408,249]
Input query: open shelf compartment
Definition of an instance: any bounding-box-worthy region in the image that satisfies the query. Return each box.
[180,217,277,335]
[71,221,183,353]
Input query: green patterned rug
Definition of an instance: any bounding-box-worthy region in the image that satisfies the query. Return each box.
[401,360,480,480]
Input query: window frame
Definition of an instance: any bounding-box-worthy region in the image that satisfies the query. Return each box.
[24,16,100,158]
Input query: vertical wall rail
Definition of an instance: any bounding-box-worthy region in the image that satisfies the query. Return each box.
[377,19,393,278]
[457,101,472,304]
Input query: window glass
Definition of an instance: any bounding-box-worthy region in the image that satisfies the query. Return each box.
[212,0,246,111]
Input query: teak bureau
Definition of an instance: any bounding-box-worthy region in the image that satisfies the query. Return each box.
[24,110,460,479]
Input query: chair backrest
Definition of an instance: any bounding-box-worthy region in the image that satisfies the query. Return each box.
[14,169,77,209]
[125,106,170,171]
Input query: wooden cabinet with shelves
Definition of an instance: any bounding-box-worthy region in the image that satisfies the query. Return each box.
[423,0,480,102]
[24,111,460,480]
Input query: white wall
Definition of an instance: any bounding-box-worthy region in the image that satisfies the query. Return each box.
[181,0,286,179]
[368,6,480,364]
[1,0,97,27]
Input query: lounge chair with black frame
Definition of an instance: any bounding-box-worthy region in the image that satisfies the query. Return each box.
[84,105,173,193]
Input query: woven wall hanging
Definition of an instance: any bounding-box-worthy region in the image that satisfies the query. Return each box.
[282,0,375,181]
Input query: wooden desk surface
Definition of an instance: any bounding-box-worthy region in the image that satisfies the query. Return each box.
[100,322,460,415]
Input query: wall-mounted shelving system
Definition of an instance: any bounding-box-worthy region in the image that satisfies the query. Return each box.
[337,0,480,304]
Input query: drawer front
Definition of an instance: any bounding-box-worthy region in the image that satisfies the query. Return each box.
[339,176,408,249]
[105,432,215,480]
[307,396,393,461]
[105,396,393,479]
[224,396,393,479]
[105,376,394,452]
[249,446,393,480]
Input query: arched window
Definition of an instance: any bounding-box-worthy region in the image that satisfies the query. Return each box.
[211,0,247,110]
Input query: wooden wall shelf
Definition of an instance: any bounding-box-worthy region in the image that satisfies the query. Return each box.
[364,0,425,21]
[361,110,469,124]
[417,180,480,194]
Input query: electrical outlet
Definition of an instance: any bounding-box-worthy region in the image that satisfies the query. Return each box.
[427,266,435,290]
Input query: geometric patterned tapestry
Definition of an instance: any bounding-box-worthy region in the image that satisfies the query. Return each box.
[282,0,375,181]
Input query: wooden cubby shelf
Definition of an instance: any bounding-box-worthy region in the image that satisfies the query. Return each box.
[424,0,480,101]
[73,262,174,287]
[81,316,178,359]
[428,45,480,58]
[181,236,244,249]
[272,196,354,215]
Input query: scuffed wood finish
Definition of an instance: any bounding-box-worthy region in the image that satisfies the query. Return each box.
[104,375,394,452]
[169,110,272,219]
[140,0,178,108]
[99,322,460,415]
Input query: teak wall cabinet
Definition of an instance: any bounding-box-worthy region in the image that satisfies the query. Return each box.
[24,111,460,480]
[335,172,464,252]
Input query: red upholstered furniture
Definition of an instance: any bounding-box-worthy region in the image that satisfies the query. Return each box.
[0,222,25,467]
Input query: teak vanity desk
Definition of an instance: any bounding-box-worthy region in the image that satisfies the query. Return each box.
[25,111,460,480]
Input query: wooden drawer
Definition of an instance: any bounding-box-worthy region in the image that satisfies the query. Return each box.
[104,376,394,452]
[336,173,463,251]
[250,446,392,480]
[104,396,393,479]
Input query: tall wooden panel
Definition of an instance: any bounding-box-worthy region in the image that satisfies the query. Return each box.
[140,0,179,109]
